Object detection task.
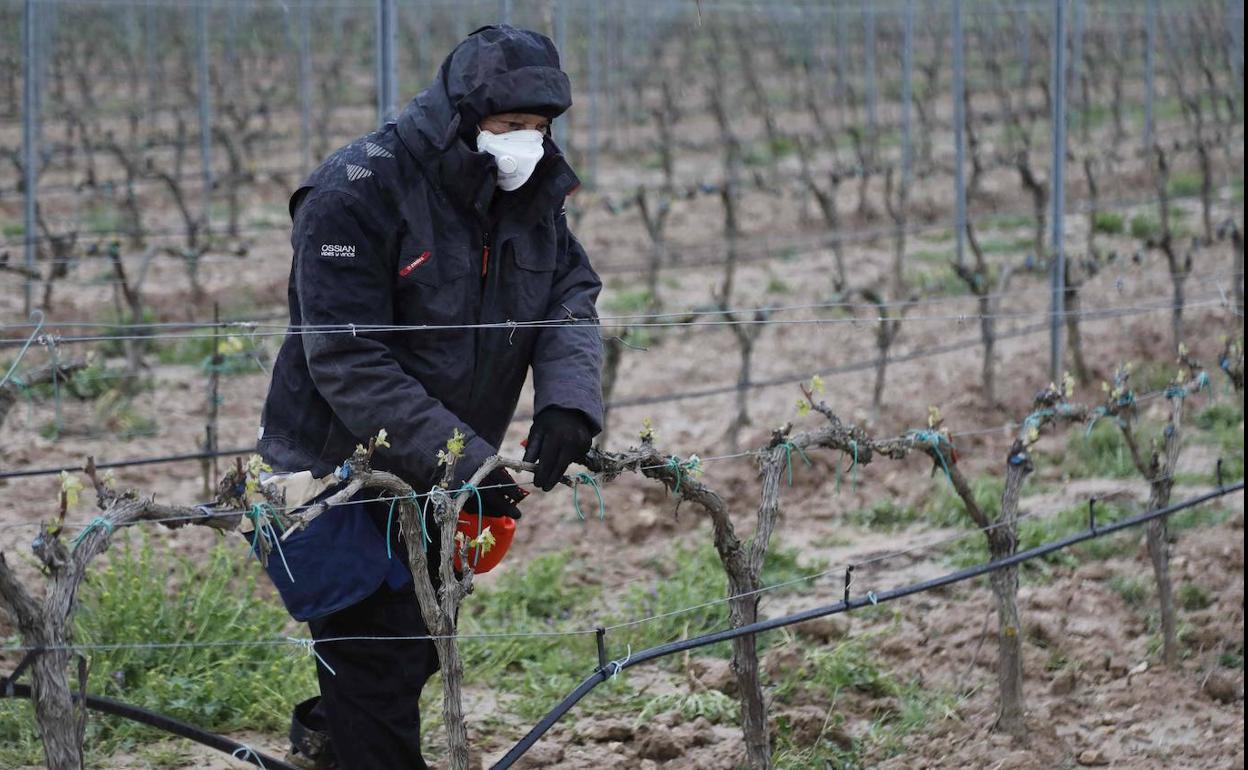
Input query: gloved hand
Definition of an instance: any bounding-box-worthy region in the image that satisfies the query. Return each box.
[523,407,594,491]
[462,467,527,520]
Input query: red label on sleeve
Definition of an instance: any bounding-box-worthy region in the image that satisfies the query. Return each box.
[399,251,431,277]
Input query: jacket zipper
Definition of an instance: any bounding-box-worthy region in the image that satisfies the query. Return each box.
[468,230,495,415]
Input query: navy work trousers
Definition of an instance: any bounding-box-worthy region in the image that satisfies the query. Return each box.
[306,581,440,770]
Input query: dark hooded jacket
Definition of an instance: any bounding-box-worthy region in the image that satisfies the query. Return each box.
[258,25,603,494]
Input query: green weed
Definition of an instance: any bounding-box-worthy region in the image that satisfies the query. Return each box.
[1093,212,1125,235]
[601,288,654,315]
[1062,422,1152,479]
[155,333,266,376]
[1167,172,1204,199]
[767,274,793,295]
[1130,213,1161,241]
[923,475,1003,529]
[1177,582,1213,611]
[772,637,955,768]
[847,500,922,532]
[637,690,738,725]
[1110,575,1149,608]
[0,532,314,765]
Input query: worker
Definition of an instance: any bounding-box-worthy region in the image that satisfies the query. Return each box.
[254,24,603,769]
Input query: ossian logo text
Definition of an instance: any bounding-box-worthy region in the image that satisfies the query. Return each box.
[321,244,356,258]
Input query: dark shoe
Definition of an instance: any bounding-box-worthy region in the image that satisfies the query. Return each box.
[287,696,338,769]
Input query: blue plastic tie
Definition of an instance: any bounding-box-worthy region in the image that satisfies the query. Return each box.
[1021,408,1055,435]
[417,493,433,553]
[1163,384,1187,399]
[70,516,115,550]
[459,483,485,567]
[909,429,955,486]
[848,439,859,489]
[665,456,685,494]
[1085,406,1108,437]
[780,441,812,486]
[248,503,294,583]
[335,463,351,481]
[572,472,606,521]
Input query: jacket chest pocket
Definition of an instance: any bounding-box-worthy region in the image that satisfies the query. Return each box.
[504,235,557,321]
[394,239,472,328]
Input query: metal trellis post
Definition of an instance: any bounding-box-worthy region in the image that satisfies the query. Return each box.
[836,0,849,126]
[22,0,37,316]
[588,0,601,189]
[864,0,877,140]
[1071,0,1085,140]
[376,0,397,127]
[1231,0,1244,111]
[299,0,313,174]
[953,0,966,267]
[554,0,569,152]
[1048,0,1068,382]
[196,1,213,236]
[1018,0,1031,88]
[902,0,914,186]
[1144,0,1156,150]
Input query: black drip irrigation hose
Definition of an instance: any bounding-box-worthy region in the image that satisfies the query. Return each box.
[0,683,298,770]
[0,447,256,480]
[490,481,1244,770]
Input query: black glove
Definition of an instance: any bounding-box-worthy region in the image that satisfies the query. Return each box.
[523,407,594,491]
[462,467,527,520]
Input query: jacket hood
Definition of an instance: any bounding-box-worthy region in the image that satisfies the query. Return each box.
[398,24,573,155]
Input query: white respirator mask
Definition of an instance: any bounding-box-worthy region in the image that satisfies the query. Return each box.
[476,128,546,191]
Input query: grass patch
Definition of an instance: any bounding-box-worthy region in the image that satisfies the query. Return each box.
[905,265,969,296]
[847,500,923,531]
[459,544,823,722]
[155,332,266,376]
[943,500,1137,573]
[1062,421,1155,480]
[985,212,1034,230]
[910,248,950,264]
[923,475,1003,529]
[1167,172,1204,199]
[767,274,793,295]
[1110,575,1149,608]
[0,533,314,766]
[601,288,654,315]
[1189,402,1245,483]
[638,689,738,725]
[1093,212,1125,235]
[1129,213,1161,241]
[615,543,823,655]
[1178,582,1213,611]
[976,237,1034,257]
[457,552,602,720]
[772,636,956,768]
